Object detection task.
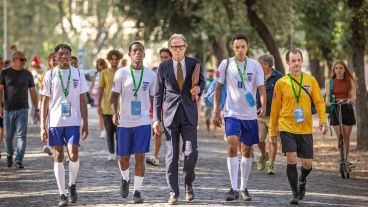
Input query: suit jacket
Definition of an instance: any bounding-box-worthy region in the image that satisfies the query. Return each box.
[155,56,205,127]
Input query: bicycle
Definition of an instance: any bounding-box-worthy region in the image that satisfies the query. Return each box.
[331,100,353,178]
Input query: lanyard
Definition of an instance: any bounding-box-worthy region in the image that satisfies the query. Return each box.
[130,65,144,97]
[235,58,247,85]
[288,72,303,102]
[57,67,71,98]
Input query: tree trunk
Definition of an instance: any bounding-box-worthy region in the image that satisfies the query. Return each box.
[244,0,285,74]
[309,57,324,88]
[210,36,228,67]
[348,0,368,151]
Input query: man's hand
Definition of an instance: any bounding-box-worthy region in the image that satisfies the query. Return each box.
[40,127,48,144]
[112,113,120,126]
[97,105,103,115]
[257,106,266,118]
[190,86,200,97]
[81,124,88,140]
[320,122,328,134]
[0,106,3,118]
[152,121,161,139]
[213,111,222,128]
[34,110,40,123]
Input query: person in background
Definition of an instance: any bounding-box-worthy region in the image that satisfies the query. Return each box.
[30,56,43,125]
[121,58,128,67]
[146,47,172,167]
[325,60,356,167]
[0,53,3,159]
[204,68,216,137]
[91,58,108,139]
[70,56,79,68]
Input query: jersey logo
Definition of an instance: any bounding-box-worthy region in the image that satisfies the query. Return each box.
[247,73,253,81]
[304,85,311,93]
[73,79,79,88]
[143,81,149,91]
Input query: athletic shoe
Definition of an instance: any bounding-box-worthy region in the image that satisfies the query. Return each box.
[43,145,53,156]
[68,184,78,203]
[132,190,144,203]
[120,178,130,198]
[267,165,276,175]
[7,156,13,168]
[256,152,269,171]
[168,196,178,205]
[58,194,68,207]
[239,188,252,201]
[298,179,306,200]
[99,130,106,139]
[225,188,239,201]
[146,155,160,166]
[108,153,116,161]
[15,162,24,169]
[289,192,299,205]
[185,184,194,201]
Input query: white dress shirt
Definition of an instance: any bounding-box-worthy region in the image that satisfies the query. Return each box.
[173,58,186,81]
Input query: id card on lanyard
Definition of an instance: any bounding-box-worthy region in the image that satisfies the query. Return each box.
[130,65,144,116]
[288,73,305,123]
[235,58,256,107]
[58,67,72,118]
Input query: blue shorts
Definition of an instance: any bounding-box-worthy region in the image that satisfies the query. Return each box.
[49,126,80,147]
[224,117,259,146]
[116,125,151,156]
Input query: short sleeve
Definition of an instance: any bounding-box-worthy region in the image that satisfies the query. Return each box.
[28,71,36,88]
[79,71,89,94]
[217,59,228,84]
[41,71,51,97]
[255,61,264,87]
[149,72,157,96]
[99,71,105,88]
[111,69,123,94]
[0,70,5,85]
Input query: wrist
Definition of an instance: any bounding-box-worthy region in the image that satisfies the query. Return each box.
[35,109,40,112]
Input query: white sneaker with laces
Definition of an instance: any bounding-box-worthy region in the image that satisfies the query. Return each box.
[99,130,106,139]
[108,153,116,161]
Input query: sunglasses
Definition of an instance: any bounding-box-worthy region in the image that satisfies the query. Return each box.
[14,58,27,62]
[170,45,186,50]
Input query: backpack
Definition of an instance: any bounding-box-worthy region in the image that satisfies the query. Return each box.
[204,59,230,110]
[324,78,335,114]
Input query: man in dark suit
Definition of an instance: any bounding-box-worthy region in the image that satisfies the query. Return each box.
[153,34,205,205]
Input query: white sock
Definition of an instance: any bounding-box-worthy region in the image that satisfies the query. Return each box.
[240,157,252,191]
[68,159,80,186]
[133,176,144,192]
[54,162,66,195]
[121,168,130,181]
[227,157,239,190]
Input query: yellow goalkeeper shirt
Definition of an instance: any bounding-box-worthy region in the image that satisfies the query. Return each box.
[269,72,327,137]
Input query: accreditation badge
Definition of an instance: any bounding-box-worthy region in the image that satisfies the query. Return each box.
[131,101,142,116]
[245,92,256,107]
[61,100,71,117]
[293,107,305,123]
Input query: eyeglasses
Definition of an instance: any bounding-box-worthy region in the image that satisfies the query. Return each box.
[14,58,27,62]
[170,45,186,50]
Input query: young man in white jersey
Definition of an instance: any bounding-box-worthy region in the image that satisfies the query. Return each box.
[40,44,89,207]
[111,42,156,203]
[213,34,267,201]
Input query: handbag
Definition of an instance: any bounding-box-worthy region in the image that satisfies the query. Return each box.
[204,59,230,110]
[289,75,317,114]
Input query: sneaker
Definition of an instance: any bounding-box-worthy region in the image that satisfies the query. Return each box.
[267,165,276,175]
[68,184,78,203]
[43,145,53,156]
[146,156,160,166]
[133,190,144,203]
[108,153,116,161]
[225,188,239,201]
[99,130,106,139]
[120,178,130,198]
[298,179,306,200]
[15,162,24,169]
[7,156,13,168]
[289,192,299,205]
[256,152,269,171]
[58,194,68,207]
[168,196,178,205]
[239,188,252,201]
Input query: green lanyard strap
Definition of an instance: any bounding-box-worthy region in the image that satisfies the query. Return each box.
[235,58,247,85]
[130,65,144,97]
[288,72,303,102]
[57,67,71,98]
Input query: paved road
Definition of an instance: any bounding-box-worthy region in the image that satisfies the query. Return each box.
[0,108,367,207]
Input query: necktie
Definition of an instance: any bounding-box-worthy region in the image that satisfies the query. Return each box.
[177,62,184,90]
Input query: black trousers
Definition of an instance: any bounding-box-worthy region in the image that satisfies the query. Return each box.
[103,114,116,153]
[164,104,198,197]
